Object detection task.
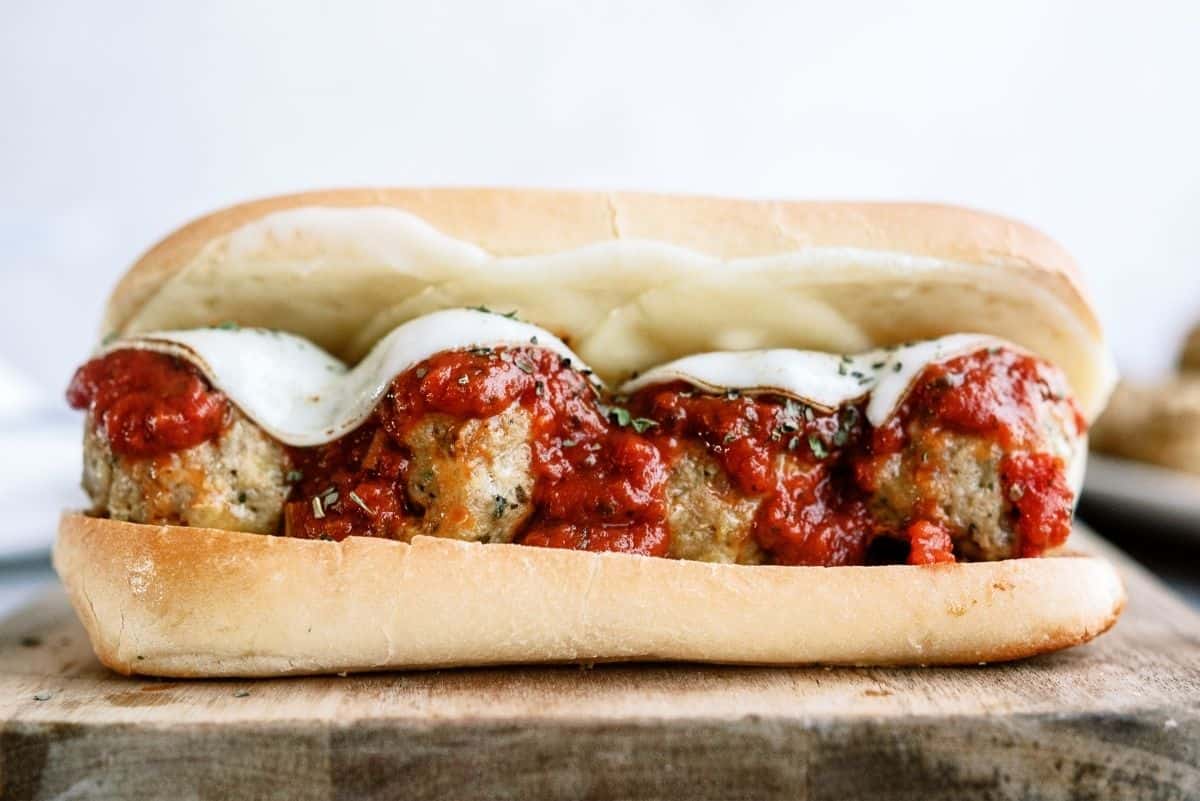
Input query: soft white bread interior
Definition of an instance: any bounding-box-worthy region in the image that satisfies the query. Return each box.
[102,189,1115,420]
[55,513,1125,677]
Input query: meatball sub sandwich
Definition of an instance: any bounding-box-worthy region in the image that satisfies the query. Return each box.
[56,189,1124,676]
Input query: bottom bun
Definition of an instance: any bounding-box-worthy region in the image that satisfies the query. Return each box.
[53,512,1125,677]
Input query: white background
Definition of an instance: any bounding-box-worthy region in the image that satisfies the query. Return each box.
[2,0,1199,412]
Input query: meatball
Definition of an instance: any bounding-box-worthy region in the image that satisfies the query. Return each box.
[859,345,1086,561]
[865,427,1012,560]
[82,409,290,534]
[665,445,764,564]
[402,405,534,543]
[864,401,1079,561]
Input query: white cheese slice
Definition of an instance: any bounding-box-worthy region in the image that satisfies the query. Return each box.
[619,334,1008,428]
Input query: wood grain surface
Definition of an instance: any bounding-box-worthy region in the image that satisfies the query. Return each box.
[0,526,1197,801]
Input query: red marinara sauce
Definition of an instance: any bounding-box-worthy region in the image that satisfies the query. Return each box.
[630,346,1083,565]
[629,384,875,565]
[285,345,670,554]
[866,347,1084,558]
[283,420,413,541]
[66,349,228,457]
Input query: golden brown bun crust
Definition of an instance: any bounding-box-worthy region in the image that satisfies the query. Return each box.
[108,187,1097,340]
[54,513,1125,677]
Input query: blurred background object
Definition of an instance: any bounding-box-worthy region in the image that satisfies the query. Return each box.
[1086,323,1200,604]
[1179,321,1200,374]
[1092,379,1200,473]
[2,1,1198,602]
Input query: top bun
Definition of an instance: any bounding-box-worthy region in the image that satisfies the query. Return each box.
[102,188,1115,419]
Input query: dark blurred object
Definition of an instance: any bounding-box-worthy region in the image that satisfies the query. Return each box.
[1083,454,1200,538]
[1084,319,1200,611]
[1078,498,1200,610]
[1180,320,1200,373]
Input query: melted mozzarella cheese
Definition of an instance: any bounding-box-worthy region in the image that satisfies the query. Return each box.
[101,308,592,447]
[619,334,1008,428]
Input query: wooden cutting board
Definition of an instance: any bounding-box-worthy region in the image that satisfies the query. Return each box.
[0,526,1197,801]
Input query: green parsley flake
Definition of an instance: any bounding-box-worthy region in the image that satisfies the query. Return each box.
[468,305,519,319]
[808,435,828,459]
[608,406,633,427]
